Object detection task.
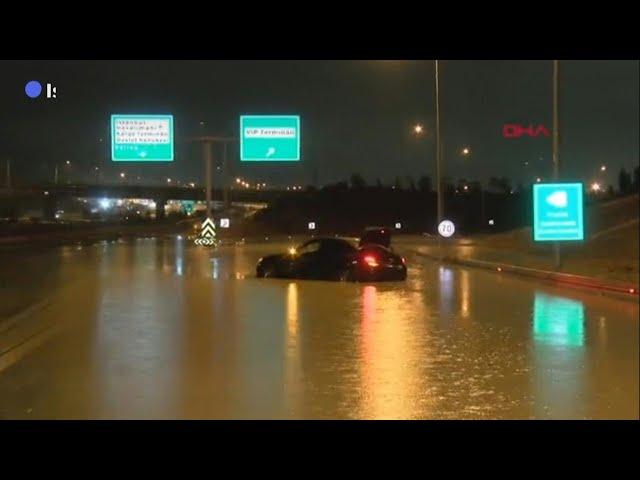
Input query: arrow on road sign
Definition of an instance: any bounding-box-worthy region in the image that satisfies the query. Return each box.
[546,190,567,208]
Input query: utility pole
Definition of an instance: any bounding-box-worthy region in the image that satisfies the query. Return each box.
[552,60,561,270]
[5,158,10,188]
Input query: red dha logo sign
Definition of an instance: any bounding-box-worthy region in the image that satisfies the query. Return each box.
[503,124,550,138]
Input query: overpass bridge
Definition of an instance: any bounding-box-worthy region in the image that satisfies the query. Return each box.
[2,184,277,220]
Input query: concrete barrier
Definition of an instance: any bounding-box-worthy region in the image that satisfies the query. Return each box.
[409,249,639,299]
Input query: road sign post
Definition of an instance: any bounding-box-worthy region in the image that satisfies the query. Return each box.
[240,115,300,161]
[111,115,174,162]
[533,183,584,242]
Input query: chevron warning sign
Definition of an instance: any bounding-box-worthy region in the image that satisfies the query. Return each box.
[194,218,218,246]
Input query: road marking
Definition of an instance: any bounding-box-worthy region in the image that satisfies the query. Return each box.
[0,298,52,335]
[0,322,59,373]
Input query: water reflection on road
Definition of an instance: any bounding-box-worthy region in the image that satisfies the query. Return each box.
[0,238,637,419]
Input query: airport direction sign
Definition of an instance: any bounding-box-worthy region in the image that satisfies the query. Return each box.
[533,183,584,241]
[240,115,300,161]
[111,114,174,162]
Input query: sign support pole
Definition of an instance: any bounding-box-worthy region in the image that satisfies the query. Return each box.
[203,141,212,219]
[190,136,237,220]
[552,60,561,270]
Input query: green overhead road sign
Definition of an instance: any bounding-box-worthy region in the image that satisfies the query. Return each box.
[533,183,584,242]
[240,115,300,161]
[111,114,174,162]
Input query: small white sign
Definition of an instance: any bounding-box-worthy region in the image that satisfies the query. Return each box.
[308,222,316,230]
[220,218,230,228]
[438,220,455,238]
[395,222,402,230]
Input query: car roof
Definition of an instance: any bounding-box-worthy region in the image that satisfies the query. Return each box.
[301,237,356,247]
[358,244,393,253]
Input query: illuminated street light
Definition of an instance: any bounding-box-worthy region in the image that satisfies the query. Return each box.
[120,172,125,178]
[600,165,606,172]
[461,147,471,156]
[65,160,71,165]
[236,178,241,184]
[413,124,424,135]
[167,178,172,184]
[536,177,541,183]
[591,182,602,192]
[463,185,469,191]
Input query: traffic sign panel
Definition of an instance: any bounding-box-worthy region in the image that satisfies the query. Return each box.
[438,220,455,238]
[240,115,300,161]
[111,114,174,162]
[533,183,584,241]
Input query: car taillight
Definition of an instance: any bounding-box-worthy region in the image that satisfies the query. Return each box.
[363,255,379,267]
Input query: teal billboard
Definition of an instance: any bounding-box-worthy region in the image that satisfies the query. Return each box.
[240,115,300,161]
[111,114,174,162]
[533,183,584,242]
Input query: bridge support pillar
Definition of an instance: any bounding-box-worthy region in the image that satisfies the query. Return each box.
[155,198,167,221]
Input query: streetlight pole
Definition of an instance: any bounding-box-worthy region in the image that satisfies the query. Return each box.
[552,60,561,270]
[223,141,230,209]
[435,60,443,225]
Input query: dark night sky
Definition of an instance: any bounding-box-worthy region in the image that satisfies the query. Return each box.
[1,60,638,188]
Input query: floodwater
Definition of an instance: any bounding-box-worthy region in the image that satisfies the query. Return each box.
[0,237,637,419]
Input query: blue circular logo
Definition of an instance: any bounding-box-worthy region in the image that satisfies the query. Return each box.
[25,80,42,98]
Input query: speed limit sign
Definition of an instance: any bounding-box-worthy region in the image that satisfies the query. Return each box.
[438,220,455,238]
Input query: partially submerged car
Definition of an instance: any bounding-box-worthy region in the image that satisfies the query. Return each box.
[256,229,406,282]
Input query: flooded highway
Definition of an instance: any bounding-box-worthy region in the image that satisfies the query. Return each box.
[0,237,637,419]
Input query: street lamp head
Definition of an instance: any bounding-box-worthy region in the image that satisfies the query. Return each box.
[591,182,602,192]
[120,172,125,178]
[413,124,424,135]
[600,165,606,172]
[461,147,470,156]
